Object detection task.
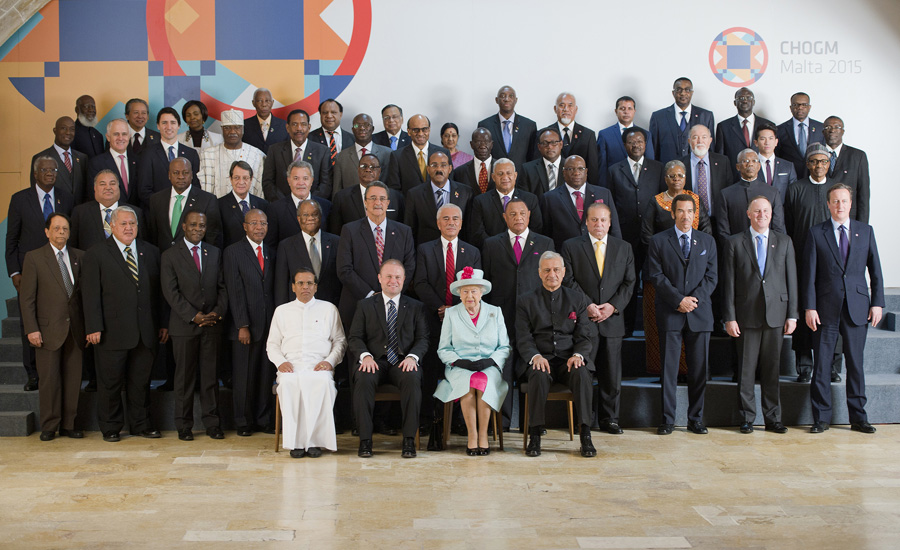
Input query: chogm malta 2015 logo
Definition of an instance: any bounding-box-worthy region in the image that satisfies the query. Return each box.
[709,27,768,87]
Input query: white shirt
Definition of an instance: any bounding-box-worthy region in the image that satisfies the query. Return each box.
[496,188,514,206]
[441,236,459,270]
[258,114,272,138]
[810,175,827,185]
[543,157,561,189]
[565,183,586,209]
[108,149,129,169]
[589,233,608,248]
[52,143,74,164]
[749,227,769,260]
[232,190,250,205]
[36,186,55,211]
[825,143,843,157]
[431,181,449,205]
[411,143,429,161]
[169,187,190,226]
[291,192,311,210]
[301,230,322,264]
[98,201,119,216]
[359,294,420,364]
[246,236,264,255]
[627,156,644,179]
[617,122,634,134]
[475,157,492,178]
[325,129,343,153]
[113,236,138,267]
[267,298,347,370]
[292,139,307,161]
[129,126,146,146]
[557,121,574,140]
[675,105,692,126]
[49,243,73,282]
[355,142,373,156]
[831,218,850,248]
[738,114,756,141]
[508,228,530,248]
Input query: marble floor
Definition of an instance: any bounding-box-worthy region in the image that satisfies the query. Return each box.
[2,426,900,549]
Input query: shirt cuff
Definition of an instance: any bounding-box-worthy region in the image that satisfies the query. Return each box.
[359,352,372,363]
[406,354,419,364]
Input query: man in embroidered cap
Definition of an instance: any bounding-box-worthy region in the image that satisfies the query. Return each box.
[199,109,266,198]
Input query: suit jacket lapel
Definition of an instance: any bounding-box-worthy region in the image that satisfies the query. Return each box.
[581,236,601,280]
[359,220,380,269]
[742,232,762,279]
[244,240,263,277]
[823,221,843,270]
[668,230,687,265]
[560,188,580,223]
[43,245,68,294]
[106,239,134,281]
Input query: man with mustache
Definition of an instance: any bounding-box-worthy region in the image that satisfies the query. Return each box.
[73,95,105,158]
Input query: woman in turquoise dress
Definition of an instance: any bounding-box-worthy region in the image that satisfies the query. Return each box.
[434,267,510,455]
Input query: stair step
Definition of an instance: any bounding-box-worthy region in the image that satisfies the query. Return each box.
[884,288,900,312]
[1,317,20,338]
[5,298,18,318]
[0,362,26,385]
[0,337,23,362]
[0,410,34,436]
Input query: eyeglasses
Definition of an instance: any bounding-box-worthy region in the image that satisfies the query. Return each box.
[359,164,380,171]
[791,102,810,108]
[352,123,373,130]
[738,159,760,165]
[823,125,844,131]
[365,196,389,202]
[408,127,429,134]
[39,168,58,173]
[808,159,830,166]
[383,114,402,121]
[293,281,316,287]
[674,87,693,93]
[563,166,587,173]
[428,162,451,169]
[245,221,268,227]
[539,139,562,147]
[665,173,686,179]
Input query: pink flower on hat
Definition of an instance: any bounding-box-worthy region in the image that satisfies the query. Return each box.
[462,266,474,280]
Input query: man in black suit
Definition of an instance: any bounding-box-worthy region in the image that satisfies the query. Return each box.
[717,149,786,237]
[73,95,105,158]
[451,127,496,196]
[275,199,341,307]
[722,196,797,434]
[753,121,797,202]
[596,96,656,187]
[224,208,277,436]
[645,194,718,435]
[649,77,716,164]
[329,154,403,235]
[386,114,450,195]
[71,170,146,252]
[521,128,564,199]
[405,151,473,245]
[477,85,537,171]
[482,198,555,429]
[715,87,773,181]
[124,98,160,156]
[372,104,410,151]
[309,99,354,167]
[539,93,600,185]
[802,183,884,434]
[517,251,596,457]
[262,109,332,201]
[348,260,429,458]
[332,113,392,195]
[242,88,288,154]
[88,119,139,205]
[561,203,635,434]
[266,160,332,244]
[161,211,228,441]
[147,158,222,252]
[137,107,201,207]
[82,206,166,442]
[681,124,732,235]
[218,161,268,248]
[468,158,542,248]
[775,92,824,178]
[822,116,870,223]
[30,116,88,203]
[542,155,621,251]
[7,156,75,391]
[414,203,481,443]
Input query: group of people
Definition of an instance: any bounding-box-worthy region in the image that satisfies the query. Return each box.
[7,79,884,458]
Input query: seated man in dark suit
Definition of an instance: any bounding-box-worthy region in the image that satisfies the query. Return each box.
[332,113,392,195]
[348,260,429,458]
[468,158,542,248]
[822,116,870,223]
[138,107,201,207]
[681,124,732,235]
[73,95,105,158]
[262,109,332,201]
[242,88,288,154]
[386,114,450,195]
[539,92,600,184]
[517,251,596,457]
[372,104,410,151]
[30,116,88,204]
[450,127,495,196]
[715,87,773,181]
[218,160,268,248]
[275,199,340,307]
[309,99,354,165]
[597,96,655,186]
[477,85,537,171]
[404,150,473,245]
[646,195,717,435]
[753,121,796,203]
[329,153,403,235]
[561,203,635,435]
[649,77,716,164]
[266,160,332,244]
[775,92,824,179]
[521,128,564,199]
[716,149,786,237]
[88,119,139,205]
[124,98,160,156]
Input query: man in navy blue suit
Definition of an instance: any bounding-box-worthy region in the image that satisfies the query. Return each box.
[596,96,655,186]
[649,77,715,164]
[802,183,884,434]
[753,121,796,203]
[775,92,824,179]
[477,85,537,171]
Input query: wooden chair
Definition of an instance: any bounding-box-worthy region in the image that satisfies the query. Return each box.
[519,382,575,451]
[441,400,504,451]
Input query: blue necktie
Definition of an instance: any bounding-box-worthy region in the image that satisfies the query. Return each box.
[680,233,690,260]
[435,189,443,208]
[168,145,175,162]
[756,235,766,277]
[679,111,688,132]
[386,300,399,365]
[389,135,398,151]
[239,199,249,215]
[798,122,807,156]
[503,120,512,153]
[829,150,837,176]
[42,194,53,220]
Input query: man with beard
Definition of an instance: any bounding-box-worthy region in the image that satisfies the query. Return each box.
[680,125,731,238]
[538,93,600,185]
[649,77,716,164]
[200,109,266,198]
[73,95,105,158]
[405,150,473,244]
[451,127,496,196]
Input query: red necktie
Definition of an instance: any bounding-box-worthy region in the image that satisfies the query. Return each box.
[478,162,488,193]
[361,147,367,156]
[513,236,522,264]
[375,226,384,265]
[118,154,129,193]
[574,190,584,219]
[445,241,455,306]
[256,245,264,272]
[742,119,750,147]
[192,245,201,272]
[63,151,72,173]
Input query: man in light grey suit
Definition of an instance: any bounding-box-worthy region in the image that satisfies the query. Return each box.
[332,113,392,195]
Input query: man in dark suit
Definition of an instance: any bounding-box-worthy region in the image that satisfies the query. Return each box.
[597,96,656,186]
[413,203,481,443]
[722,196,797,434]
[822,116,870,223]
[517,251,596,457]
[332,113,392,195]
[73,95,105,158]
[30,116,88,203]
[262,109,332,201]
[803,183,884,434]
[71,170,146,253]
[561,203,635,434]
[275,199,340,307]
[468,158,542,248]
[266,160,332,244]
[450,128,495,196]
[309,99,354,166]
[482,198,555,429]
[19,213,85,440]
[681,125,732,235]
[147,158,222,252]
[521,128,564,199]
[539,92,600,185]
[348,260,429,458]
[224,208,277,436]
[477,85,537,171]
[775,92,824,178]
[716,149,786,237]
[404,151,473,245]
[387,114,450,196]
[7,156,75,391]
[753,121,797,202]
[541,155,621,251]
[218,161,268,248]
[124,98,160,156]
[88,119,139,205]
[650,77,716,164]
[329,154,403,235]
[645,194,718,435]
[137,107,201,207]
[715,87,773,181]
[242,88,288,154]
[82,206,166,442]
[372,104,410,151]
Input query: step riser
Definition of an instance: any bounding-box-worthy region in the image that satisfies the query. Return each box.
[0,365,27,385]
[6,298,18,319]
[2,318,21,338]
[0,411,34,436]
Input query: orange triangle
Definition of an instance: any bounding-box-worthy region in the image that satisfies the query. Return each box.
[3,2,60,63]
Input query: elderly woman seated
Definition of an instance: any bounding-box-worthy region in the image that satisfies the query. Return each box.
[434,268,510,455]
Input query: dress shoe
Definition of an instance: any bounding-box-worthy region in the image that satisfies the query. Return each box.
[178,429,194,441]
[765,423,788,434]
[465,447,479,456]
[154,381,174,392]
[59,428,84,439]
[809,422,830,433]
[657,423,674,435]
[236,426,253,437]
[23,377,38,391]
[139,429,161,439]
[357,439,373,458]
[351,428,360,437]
[525,434,541,457]
[850,422,876,434]
[39,431,55,441]
[206,426,224,439]
[796,372,811,383]
[478,447,490,456]
[831,372,842,383]
[427,419,444,451]
[102,432,120,442]
[687,420,708,434]
[254,424,276,435]
[739,422,754,434]
[289,448,306,459]
[600,422,624,435]
[580,431,597,458]
[401,437,416,458]
[306,447,322,458]
[84,380,97,392]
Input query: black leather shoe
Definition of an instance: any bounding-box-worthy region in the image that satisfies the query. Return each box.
[850,422,876,434]
[525,434,541,457]
[796,372,811,383]
[831,372,842,383]
[740,422,754,434]
[580,431,597,458]
[39,431,55,441]
[351,428,360,437]
[236,426,253,437]
[23,377,38,391]
[206,426,224,439]
[306,447,322,458]
[600,422,623,435]
[401,437,416,458]
[178,429,194,441]
[59,428,84,439]
[154,381,174,392]
[357,439,373,458]
[465,447,479,456]
[84,380,97,392]
[290,448,305,458]
[139,429,162,439]
[810,422,830,433]
[478,447,490,456]
[765,423,788,434]
[687,421,708,434]
[657,424,674,435]
[258,424,276,435]
[103,432,120,442]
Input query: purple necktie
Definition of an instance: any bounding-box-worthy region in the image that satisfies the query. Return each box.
[513,235,522,264]
[192,245,201,272]
[839,225,849,266]
[765,159,772,185]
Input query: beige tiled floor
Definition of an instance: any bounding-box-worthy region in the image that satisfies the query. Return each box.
[2,426,900,549]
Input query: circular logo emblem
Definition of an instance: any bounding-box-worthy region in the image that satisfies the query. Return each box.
[709,27,768,87]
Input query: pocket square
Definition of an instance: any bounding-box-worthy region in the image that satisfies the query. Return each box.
[700,250,707,256]
[568,312,577,320]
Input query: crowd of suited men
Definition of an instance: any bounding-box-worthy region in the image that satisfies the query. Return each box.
[7,77,885,450]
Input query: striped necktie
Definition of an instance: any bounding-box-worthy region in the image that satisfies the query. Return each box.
[124,246,139,283]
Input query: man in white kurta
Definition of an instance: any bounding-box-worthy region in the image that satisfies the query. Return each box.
[267,269,346,456]
[199,109,266,198]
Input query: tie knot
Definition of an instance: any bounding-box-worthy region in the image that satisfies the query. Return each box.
[447,241,452,251]
[58,250,64,259]
[574,190,582,198]
[125,246,131,253]
[175,195,184,202]
[193,245,199,252]
[257,245,262,253]
[515,236,520,243]
[681,111,687,116]
[681,234,688,242]
[698,159,706,166]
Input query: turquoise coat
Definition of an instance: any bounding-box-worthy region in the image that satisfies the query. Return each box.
[433,302,510,411]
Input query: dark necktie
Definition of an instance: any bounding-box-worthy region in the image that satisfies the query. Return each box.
[563,127,571,149]
[327,131,337,166]
[374,226,384,265]
[132,133,142,155]
[57,250,73,298]
[445,242,454,306]
[829,150,837,176]
[104,208,112,237]
[680,234,690,260]
[573,190,584,219]
[696,160,710,213]
[839,225,849,266]
[547,163,556,190]
[765,159,772,185]
[239,199,249,215]
[742,119,750,147]
[478,162,488,194]
[168,145,175,162]
[386,300,399,365]
[42,194,53,221]
[679,111,688,132]
[192,245,201,273]
[124,246,139,283]
[435,189,444,208]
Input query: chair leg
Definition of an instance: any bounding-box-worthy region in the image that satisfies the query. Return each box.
[415,427,420,450]
[443,401,452,449]
[522,394,529,452]
[274,394,281,452]
[567,400,574,441]
[495,411,504,451]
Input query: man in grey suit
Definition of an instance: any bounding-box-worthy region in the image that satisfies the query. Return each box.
[31,116,88,203]
[753,121,796,203]
[476,85,537,171]
[262,109,332,201]
[332,113,391,195]
[722,196,797,434]
[822,116,870,223]
[681,124,732,237]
